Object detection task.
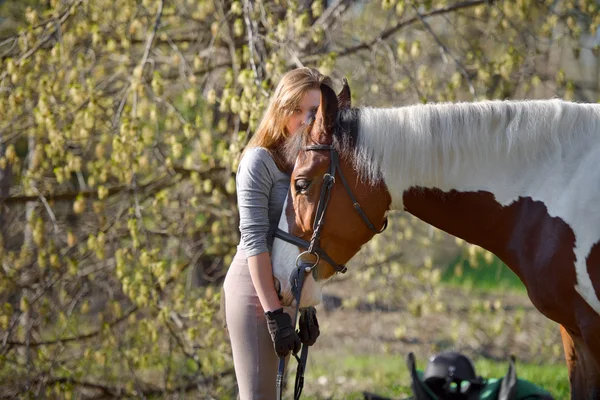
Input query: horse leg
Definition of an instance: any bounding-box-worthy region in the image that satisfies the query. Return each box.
[578,310,600,400]
[560,325,587,399]
[563,299,600,400]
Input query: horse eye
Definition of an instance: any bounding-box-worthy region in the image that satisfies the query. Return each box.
[295,179,311,193]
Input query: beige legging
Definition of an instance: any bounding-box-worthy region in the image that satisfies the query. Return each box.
[223,249,291,400]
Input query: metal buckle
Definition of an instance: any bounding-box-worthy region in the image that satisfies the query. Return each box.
[295,251,320,272]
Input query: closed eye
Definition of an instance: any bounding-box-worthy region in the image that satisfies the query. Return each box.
[294,179,312,193]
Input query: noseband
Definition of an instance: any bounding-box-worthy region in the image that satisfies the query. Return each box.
[274,144,388,276]
[272,143,387,400]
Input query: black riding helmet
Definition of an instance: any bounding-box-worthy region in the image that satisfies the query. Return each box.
[422,352,484,400]
[423,352,477,382]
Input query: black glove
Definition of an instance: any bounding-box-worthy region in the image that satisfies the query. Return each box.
[298,306,320,346]
[265,308,301,357]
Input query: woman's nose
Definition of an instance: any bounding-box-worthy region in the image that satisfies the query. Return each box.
[302,112,311,124]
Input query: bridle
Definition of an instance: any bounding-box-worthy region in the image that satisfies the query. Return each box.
[274,144,388,276]
[272,143,388,400]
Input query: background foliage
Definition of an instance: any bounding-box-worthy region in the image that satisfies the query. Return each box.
[1,0,599,398]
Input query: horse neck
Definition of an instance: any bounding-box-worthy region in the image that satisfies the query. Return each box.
[402,188,522,276]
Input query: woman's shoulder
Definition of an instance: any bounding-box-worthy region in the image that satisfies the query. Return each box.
[243,146,274,159]
[240,146,276,167]
[238,146,278,174]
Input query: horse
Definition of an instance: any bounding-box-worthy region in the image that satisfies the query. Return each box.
[270,81,600,399]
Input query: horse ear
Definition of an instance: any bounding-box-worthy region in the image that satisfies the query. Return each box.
[337,77,351,109]
[314,83,339,143]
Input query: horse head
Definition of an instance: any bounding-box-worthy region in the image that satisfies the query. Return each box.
[271,80,391,308]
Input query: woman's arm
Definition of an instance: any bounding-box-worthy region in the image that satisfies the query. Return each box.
[247,252,281,312]
[235,148,303,356]
[236,149,283,313]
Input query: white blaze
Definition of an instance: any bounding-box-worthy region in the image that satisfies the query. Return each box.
[271,194,323,307]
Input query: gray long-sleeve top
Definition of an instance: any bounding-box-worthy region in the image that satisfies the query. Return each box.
[236,147,290,258]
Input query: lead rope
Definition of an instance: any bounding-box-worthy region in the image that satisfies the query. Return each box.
[276,264,310,400]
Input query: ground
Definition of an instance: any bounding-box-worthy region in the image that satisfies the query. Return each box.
[299,276,568,400]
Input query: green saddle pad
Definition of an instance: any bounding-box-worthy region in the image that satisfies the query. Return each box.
[405,353,553,400]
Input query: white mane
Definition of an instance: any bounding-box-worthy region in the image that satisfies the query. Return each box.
[355,99,600,205]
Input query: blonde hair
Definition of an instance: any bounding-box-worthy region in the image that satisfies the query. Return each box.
[244,67,333,171]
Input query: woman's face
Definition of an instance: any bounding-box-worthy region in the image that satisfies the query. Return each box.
[285,88,321,136]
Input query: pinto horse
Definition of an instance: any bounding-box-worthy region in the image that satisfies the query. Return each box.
[271,82,600,399]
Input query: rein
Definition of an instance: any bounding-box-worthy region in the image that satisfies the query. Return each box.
[273,144,387,400]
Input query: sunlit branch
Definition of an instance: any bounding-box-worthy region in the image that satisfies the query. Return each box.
[5,305,137,349]
[0,0,84,86]
[411,2,478,99]
[0,370,234,399]
[3,167,226,205]
[297,0,353,51]
[243,0,260,84]
[113,0,164,128]
[30,185,59,236]
[302,0,497,64]
[1,272,63,354]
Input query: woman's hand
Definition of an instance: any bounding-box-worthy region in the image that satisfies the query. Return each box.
[297,306,320,346]
[265,308,302,357]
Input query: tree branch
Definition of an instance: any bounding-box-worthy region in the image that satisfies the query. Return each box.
[0,370,234,399]
[411,2,478,99]
[4,306,137,348]
[112,0,164,127]
[297,0,353,51]
[301,0,496,64]
[3,166,225,205]
[0,0,84,86]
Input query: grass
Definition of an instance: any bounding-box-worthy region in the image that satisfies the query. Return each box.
[441,253,526,293]
[299,254,568,399]
[303,352,569,399]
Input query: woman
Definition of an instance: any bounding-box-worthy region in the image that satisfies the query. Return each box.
[223,67,333,399]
